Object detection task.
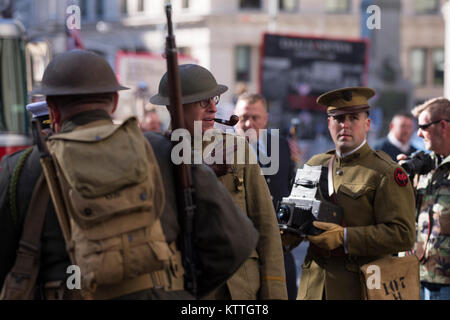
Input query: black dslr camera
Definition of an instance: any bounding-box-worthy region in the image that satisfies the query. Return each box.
[401,150,435,176]
[277,164,343,237]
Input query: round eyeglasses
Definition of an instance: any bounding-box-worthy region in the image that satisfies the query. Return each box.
[199,95,220,108]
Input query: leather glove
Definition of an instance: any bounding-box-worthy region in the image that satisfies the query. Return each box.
[280,231,303,252]
[307,221,344,251]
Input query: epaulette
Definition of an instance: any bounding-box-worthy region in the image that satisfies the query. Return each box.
[374,149,398,167]
[307,150,335,166]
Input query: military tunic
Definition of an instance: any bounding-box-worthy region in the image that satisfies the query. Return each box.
[298,142,416,300]
[202,132,287,300]
[415,153,450,285]
[0,112,259,299]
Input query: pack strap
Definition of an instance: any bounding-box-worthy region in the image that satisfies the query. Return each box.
[92,269,176,300]
[9,147,33,229]
[0,174,49,300]
[328,155,336,199]
[39,156,76,265]
[92,244,185,299]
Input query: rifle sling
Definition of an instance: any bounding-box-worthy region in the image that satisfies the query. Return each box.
[0,173,49,299]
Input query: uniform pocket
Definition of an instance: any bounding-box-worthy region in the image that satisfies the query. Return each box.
[297,258,324,300]
[436,187,450,235]
[338,184,375,199]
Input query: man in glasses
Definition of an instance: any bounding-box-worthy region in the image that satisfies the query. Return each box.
[150,64,287,300]
[406,97,450,300]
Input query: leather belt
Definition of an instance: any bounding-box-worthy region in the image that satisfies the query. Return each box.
[310,244,347,257]
[41,280,83,300]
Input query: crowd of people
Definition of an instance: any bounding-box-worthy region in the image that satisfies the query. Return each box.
[0,49,448,301]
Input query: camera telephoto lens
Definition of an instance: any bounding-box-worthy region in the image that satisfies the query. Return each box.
[401,151,435,176]
[277,205,291,225]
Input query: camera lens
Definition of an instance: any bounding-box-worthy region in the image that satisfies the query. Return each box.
[401,161,415,176]
[401,151,435,176]
[277,205,291,224]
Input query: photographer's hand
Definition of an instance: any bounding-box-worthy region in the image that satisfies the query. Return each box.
[307,221,344,251]
[397,153,407,165]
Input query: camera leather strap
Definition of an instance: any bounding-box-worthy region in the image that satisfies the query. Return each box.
[0,173,49,300]
[328,155,336,201]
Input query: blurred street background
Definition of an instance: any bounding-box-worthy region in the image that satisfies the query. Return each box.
[1,0,450,287]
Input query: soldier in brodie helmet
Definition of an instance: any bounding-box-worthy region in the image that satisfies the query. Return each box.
[0,51,258,299]
[151,64,288,300]
[282,87,416,300]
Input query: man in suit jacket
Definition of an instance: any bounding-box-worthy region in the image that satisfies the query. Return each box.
[234,93,297,300]
[374,112,417,161]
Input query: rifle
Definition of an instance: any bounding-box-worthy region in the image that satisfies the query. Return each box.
[31,120,76,268]
[164,3,198,297]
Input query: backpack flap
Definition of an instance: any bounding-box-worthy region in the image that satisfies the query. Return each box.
[45,117,172,294]
[47,118,158,232]
[67,176,157,240]
[48,117,148,198]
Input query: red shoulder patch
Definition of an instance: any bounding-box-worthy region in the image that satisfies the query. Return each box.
[394,168,408,186]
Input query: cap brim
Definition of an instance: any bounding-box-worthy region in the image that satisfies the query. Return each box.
[31,85,129,96]
[150,84,228,105]
[327,105,370,116]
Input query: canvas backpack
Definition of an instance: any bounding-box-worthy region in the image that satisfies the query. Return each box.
[45,117,181,298]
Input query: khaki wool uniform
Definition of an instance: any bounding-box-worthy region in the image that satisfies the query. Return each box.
[202,132,288,300]
[298,143,416,299]
[295,87,416,300]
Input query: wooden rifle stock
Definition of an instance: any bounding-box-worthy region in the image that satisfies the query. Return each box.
[164,3,198,297]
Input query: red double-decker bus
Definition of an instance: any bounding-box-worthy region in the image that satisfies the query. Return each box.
[0,19,30,163]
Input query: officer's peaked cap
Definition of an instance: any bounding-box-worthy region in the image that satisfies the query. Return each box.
[317,86,375,116]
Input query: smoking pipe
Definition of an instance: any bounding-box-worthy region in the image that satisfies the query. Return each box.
[214,115,239,126]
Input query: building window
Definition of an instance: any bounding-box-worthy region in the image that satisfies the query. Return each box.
[121,0,128,15]
[80,0,88,19]
[279,0,297,12]
[410,48,427,86]
[235,45,251,82]
[239,0,261,10]
[137,0,145,12]
[181,0,190,9]
[326,0,350,13]
[414,0,439,14]
[95,0,104,18]
[178,47,192,57]
[432,48,444,86]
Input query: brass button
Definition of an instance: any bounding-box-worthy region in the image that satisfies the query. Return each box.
[336,169,343,176]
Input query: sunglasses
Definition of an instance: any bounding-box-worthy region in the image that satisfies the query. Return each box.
[418,119,450,130]
[199,95,220,108]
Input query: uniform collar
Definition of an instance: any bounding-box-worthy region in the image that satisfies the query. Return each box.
[61,109,112,133]
[335,139,367,158]
[335,141,371,164]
